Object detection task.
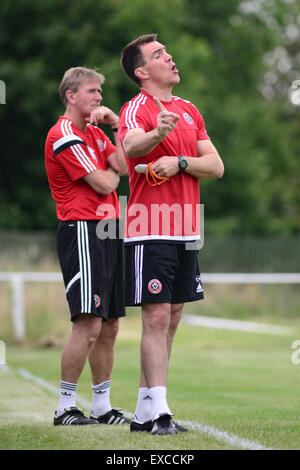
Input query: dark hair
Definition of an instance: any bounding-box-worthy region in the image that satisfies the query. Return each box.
[120,34,158,87]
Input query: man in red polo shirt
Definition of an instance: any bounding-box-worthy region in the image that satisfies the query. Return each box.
[119,34,224,435]
[45,67,129,426]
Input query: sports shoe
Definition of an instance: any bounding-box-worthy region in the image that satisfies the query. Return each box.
[173,420,188,432]
[130,416,188,433]
[150,413,178,435]
[54,407,98,426]
[90,407,130,425]
[130,416,153,433]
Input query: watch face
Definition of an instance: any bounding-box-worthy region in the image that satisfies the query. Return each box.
[180,159,188,169]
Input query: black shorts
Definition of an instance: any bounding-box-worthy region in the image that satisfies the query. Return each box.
[125,243,204,306]
[57,220,125,321]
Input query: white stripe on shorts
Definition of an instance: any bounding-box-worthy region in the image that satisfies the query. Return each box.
[65,271,81,295]
[77,221,92,313]
[134,245,144,304]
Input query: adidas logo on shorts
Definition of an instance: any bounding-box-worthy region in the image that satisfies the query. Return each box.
[196,275,203,293]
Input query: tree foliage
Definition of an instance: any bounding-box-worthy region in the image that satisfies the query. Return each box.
[0,0,299,234]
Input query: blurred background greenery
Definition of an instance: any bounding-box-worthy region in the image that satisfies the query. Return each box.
[0,0,300,344]
[0,0,299,235]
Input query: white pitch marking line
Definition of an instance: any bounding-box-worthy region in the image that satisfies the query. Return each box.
[178,420,273,450]
[182,314,294,336]
[17,368,92,409]
[1,366,274,451]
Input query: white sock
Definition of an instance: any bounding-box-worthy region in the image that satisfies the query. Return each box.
[149,386,171,420]
[134,387,153,423]
[91,380,111,417]
[57,380,77,416]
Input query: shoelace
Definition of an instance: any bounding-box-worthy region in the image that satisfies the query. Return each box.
[146,161,170,186]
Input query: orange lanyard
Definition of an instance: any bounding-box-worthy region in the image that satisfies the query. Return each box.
[145,162,170,186]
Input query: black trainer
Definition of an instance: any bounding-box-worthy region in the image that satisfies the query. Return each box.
[90,407,130,425]
[130,416,153,432]
[130,416,188,433]
[173,420,188,432]
[54,407,98,426]
[150,413,178,435]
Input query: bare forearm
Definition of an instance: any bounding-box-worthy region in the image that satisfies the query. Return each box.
[151,153,224,180]
[184,154,224,179]
[109,132,128,175]
[104,169,120,192]
[123,100,179,158]
[112,148,128,175]
[123,128,164,158]
[83,168,120,195]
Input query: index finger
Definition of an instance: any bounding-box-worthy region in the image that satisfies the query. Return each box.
[154,96,166,113]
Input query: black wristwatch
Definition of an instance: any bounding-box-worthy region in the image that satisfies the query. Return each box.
[178,155,188,172]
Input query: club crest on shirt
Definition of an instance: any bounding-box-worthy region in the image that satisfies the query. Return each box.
[97,139,107,152]
[148,279,162,294]
[183,112,194,125]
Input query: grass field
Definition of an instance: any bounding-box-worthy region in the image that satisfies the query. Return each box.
[1,311,300,451]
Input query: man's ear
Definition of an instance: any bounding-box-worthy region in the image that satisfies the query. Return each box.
[65,89,75,104]
[135,67,148,82]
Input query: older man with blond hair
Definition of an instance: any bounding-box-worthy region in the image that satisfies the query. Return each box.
[45,66,128,426]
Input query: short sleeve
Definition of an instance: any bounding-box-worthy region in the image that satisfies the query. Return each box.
[54,135,100,181]
[118,95,149,143]
[194,109,210,141]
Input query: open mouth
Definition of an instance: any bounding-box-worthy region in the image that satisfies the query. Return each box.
[171,64,178,73]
